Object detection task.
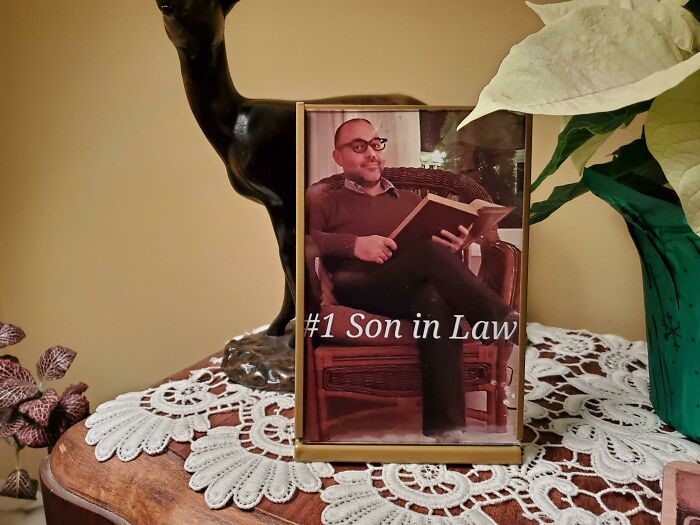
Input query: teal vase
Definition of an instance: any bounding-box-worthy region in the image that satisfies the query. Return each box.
[583,169,700,441]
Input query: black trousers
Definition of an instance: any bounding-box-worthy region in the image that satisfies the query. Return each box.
[333,239,512,434]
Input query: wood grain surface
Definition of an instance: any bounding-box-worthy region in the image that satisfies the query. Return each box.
[41,353,329,525]
[41,350,653,525]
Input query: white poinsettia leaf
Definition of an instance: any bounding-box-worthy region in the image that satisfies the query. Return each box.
[37,345,77,382]
[646,69,700,235]
[570,130,614,173]
[526,0,695,51]
[459,5,700,129]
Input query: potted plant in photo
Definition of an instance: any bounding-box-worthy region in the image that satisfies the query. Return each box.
[0,322,89,503]
[459,0,700,440]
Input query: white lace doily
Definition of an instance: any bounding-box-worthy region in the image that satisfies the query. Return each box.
[84,323,700,524]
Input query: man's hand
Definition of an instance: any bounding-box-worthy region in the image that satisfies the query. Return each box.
[353,236,397,264]
[432,225,472,253]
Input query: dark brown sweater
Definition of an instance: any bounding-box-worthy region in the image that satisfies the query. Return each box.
[307,185,421,273]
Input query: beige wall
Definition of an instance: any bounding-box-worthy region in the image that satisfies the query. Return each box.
[0,0,645,479]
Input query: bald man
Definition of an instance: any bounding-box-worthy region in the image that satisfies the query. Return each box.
[307,118,518,440]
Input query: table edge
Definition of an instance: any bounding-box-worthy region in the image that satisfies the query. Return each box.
[40,455,130,525]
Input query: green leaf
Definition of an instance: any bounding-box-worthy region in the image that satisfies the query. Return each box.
[529,137,668,223]
[685,0,700,22]
[610,172,680,205]
[530,181,590,223]
[531,101,652,191]
[595,138,667,184]
[646,68,700,235]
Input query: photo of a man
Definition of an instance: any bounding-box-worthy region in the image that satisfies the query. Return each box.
[302,109,526,445]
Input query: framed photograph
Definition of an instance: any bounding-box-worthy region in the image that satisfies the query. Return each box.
[294,104,531,464]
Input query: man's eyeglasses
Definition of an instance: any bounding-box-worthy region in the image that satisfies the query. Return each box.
[337,138,388,153]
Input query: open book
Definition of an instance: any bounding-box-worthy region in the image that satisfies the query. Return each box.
[389,194,513,248]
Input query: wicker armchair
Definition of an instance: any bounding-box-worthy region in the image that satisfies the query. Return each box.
[303,166,521,442]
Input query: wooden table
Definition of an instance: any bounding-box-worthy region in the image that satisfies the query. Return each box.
[40,353,324,525]
[40,325,684,525]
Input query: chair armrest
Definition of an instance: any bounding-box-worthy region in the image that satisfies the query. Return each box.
[477,240,521,309]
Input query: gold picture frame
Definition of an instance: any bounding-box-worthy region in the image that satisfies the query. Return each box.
[295,103,531,464]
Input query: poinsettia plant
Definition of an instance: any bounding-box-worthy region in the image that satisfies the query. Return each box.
[0,322,89,500]
[459,0,700,235]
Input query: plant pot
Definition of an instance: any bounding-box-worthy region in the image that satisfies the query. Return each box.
[583,169,700,441]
